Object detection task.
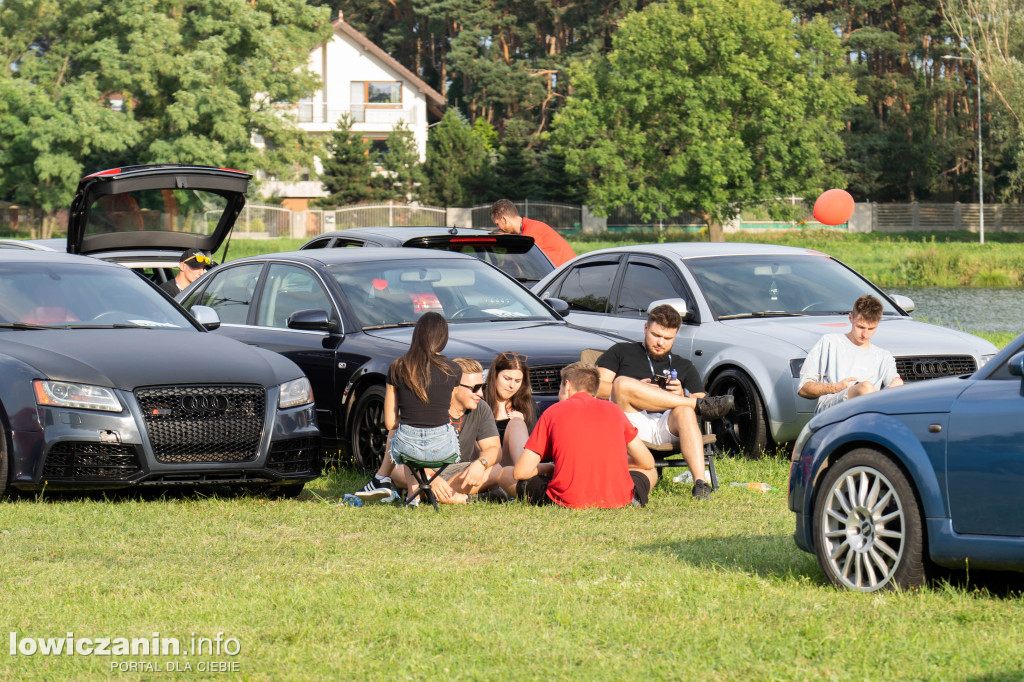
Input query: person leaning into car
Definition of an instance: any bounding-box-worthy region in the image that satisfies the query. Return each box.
[595,304,734,501]
[490,198,576,267]
[798,294,904,413]
[159,248,212,297]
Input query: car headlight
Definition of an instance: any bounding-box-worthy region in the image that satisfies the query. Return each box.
[33,380,122,412]
[979,354,996,368]
[278,377,314,409]
[792,424,813,462]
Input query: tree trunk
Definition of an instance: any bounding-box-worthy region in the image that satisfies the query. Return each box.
[707,218,726,242]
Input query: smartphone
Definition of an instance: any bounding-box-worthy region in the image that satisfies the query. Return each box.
[653,374,668,389]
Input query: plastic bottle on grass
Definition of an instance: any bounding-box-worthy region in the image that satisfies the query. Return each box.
[341,493,363,506]
[672,471,694,484]
[730,482,771,492]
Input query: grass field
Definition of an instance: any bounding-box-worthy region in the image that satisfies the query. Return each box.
[3,455,1023,681]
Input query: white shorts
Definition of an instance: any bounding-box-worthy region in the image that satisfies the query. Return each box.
[816,387,852,413]
[624,410,677,446]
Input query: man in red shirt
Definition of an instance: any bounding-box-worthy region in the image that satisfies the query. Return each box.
[513,362,657,508]
[490,198,577,267]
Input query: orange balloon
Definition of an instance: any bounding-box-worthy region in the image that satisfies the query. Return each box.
[812,189,855,226]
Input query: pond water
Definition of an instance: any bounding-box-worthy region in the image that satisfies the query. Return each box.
[888,287,1024,334]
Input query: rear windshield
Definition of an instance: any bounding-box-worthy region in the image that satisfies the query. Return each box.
[415,241,554,283]
[86,189,229,237]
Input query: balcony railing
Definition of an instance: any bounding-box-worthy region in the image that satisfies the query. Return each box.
[295,102,414,125]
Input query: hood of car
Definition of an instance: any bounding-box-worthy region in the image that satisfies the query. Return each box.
[0,329,300,390]
[67,165,251,257]
[728,315,997,357]
[807,374,970,429]
[363,321,620,365]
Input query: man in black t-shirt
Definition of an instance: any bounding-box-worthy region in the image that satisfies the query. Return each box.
[356,358,513,503]
[159,248,212,297]
[596,304,734,500]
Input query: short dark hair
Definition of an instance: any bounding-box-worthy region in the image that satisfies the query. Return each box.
[647,304,682,330]
[852,295,883,324]
[560,361,599,396]
[490,199,519,222]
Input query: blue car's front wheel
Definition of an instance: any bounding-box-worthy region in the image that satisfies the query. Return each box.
[812,449,925,592]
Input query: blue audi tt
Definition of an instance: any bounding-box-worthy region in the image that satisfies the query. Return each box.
[789,332,1024,591]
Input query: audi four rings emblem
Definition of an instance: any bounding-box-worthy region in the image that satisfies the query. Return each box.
[179,394,230,413]
[912,360,952,377]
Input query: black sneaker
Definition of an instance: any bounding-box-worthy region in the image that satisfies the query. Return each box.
[468,487,512,504]
[691,479,713,501]
[695,395,735,421]
[354,476,394,502]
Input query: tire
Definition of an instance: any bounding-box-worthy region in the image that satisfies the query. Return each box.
[349,385,387,474]
[0,429,9,499]
[707,368,769,458]
[812,448,925,592]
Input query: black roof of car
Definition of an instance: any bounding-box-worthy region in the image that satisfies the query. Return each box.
[233,247,485,267]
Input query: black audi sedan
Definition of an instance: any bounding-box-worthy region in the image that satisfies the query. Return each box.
[299,227,554,286]
[0,251,322,498]
[178,248,623,471]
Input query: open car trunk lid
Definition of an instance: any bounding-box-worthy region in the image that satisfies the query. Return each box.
[67,165,251,256]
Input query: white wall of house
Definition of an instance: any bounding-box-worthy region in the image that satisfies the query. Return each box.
[261,20,442,206]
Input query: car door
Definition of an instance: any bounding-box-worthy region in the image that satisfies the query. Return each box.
[542,255,623,332]
[945,375,1024,536]
[603,255,698,356]
[245,263,342,439]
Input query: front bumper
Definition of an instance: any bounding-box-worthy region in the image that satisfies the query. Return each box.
[10,400,322,491]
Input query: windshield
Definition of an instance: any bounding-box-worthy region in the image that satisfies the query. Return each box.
[86,188,229,237]
[685,255,901,318]
[0,262,195,329]
[328,259,555,328]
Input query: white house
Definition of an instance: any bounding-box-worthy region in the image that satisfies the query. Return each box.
[261,14,446,210]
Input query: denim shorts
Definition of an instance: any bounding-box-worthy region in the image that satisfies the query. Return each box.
[390,423,460,465]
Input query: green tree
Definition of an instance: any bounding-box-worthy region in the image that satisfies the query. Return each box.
[553,0,859,240]
[492,118,541,200]
[315,114,378,207]
[422,109,493,206]
[0,0,330,229]
[372,120,426,202]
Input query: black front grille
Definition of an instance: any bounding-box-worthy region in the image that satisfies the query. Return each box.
[267,438,324,475]
[529,365,564,395]
[136,385,265,464]
[895,355,977,382]
[43,443,141,480]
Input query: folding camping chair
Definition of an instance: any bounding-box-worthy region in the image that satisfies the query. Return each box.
[402,452,460,512]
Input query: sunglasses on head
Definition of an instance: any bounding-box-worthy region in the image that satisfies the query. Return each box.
[460,383,485,393]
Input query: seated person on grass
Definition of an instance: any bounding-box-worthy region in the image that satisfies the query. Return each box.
[514,362,657,509]
[596,304,733,501]
[798,294,904,413]
[356,357,515,504]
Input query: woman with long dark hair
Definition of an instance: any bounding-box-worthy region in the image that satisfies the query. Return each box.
[484,351,536,466]
[384,312,462,500]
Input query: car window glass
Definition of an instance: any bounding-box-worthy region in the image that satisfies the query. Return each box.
[685,255,901,317]
[257,264,333,329]
[416,242,553,283]
[197,264,263,325]
[328,259,553,328]
[556,261,618,313]
[86,188,228,238]
[302,238,332,249]
[615,261,682,317]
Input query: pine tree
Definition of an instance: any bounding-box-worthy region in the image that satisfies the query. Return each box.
[315,114,378,207]
[373,121,426,202]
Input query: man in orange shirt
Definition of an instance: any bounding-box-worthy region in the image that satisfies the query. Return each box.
[490,199,576,267]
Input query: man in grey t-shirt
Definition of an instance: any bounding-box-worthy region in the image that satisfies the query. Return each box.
[799,295,904,413]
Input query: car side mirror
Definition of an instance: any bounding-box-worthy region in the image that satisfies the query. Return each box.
[1008,351,1024,396]
[649,297,694,322]
[288,308,340,334]
[190,305,221,331]
[544,298,570,318]
[890,294,915,313]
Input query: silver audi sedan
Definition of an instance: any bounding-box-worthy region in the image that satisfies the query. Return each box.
[533,242,997,457]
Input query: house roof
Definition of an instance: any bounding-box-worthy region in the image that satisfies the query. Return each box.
[331,17,446,118]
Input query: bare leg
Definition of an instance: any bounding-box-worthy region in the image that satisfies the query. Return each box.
[449,464,507,495]
[848,381,877,399]
[499,417,529,467]
[611,376,698,414]
[371,430,396,478]
[668,406,706,482]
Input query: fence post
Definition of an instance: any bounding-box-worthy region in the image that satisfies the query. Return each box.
[524,198,529,219]
[389,203,394,227]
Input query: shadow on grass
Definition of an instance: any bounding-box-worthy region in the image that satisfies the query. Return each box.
[639,532,824,584]
[3,483,309,504]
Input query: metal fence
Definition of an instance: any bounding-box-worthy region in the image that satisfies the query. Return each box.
[471,201,582,231]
